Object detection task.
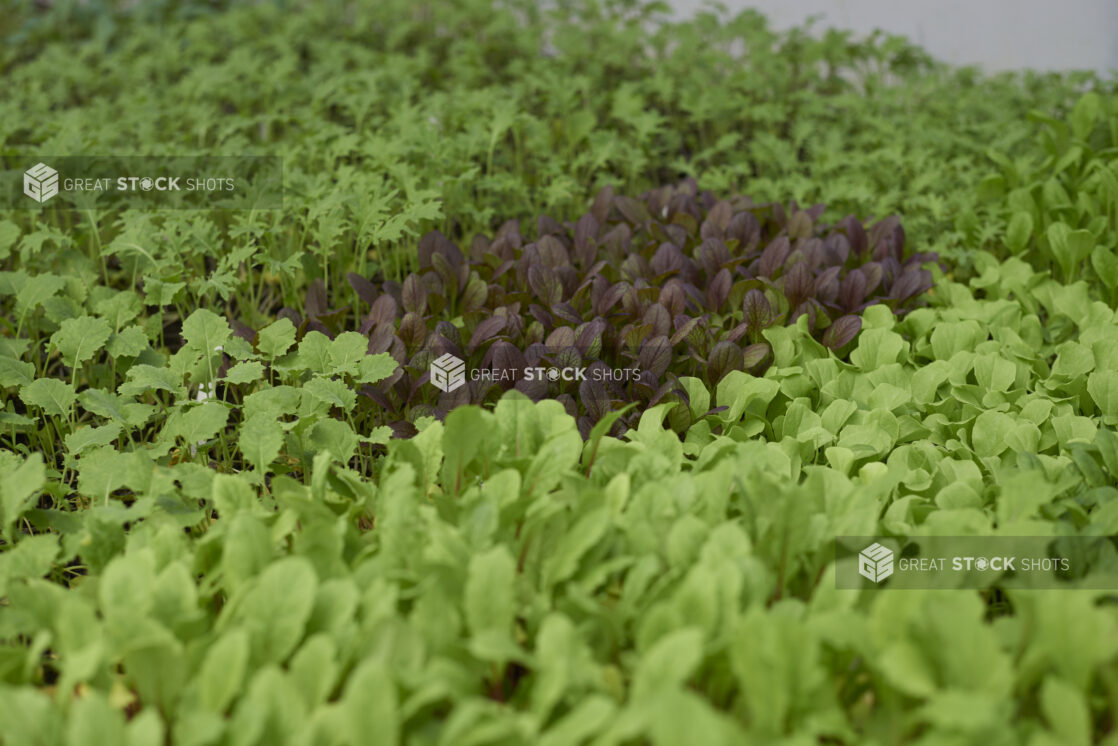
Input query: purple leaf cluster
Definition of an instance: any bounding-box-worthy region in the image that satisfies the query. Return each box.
[301,180,938,436]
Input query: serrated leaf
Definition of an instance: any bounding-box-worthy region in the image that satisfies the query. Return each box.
[15,273,66,316]
[329,332,368,376]
[256,318,296,360]
[171,402,230,444]
[240,415,284,471]
[0,356,35,388]
[20,378,76,417]
[181,308,232,355]
[106,326,149,359]
[118,364,183,398]
[76,446,130,502]
[64,423,123,456]
[307,418,358,462]
[224,360,265,385]
[356,353,397,384]
[81,388,153,427]
[0,534,58,595]
[51,315,112,368]
[303,376,356,411]
[296,331,333,374]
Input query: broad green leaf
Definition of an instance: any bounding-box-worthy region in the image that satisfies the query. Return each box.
[243,385,300,421]
[363,426,392,446]
[1052,414,1097,448]
[0,219,19,260]
[126,710,164,746]
[222,513,272,591]
[143,279,185,307]
[306,418,358,462]
[171,402,230,444]
[0,688,60,745]
[533,614,576,719]
[648,689,746,746]
[537,696,616,746]
[92,289,142,329]
[51,315,112,368]
[1047,222,1092,282]
[240,415,284,471]
[197,630,250,712]
[0,356,35,388]
[15,273,66,316]
[820,399,858,434]
[181,308,232,355]
[1005,212,1032,254]
[20,377,76,417]
[1090,247,1118,289]
[328,332,368,375]
[972,410,1015,457]
[99,551,156,619]
[303,376,356,411]
[0,534,59,595]
[224,360,265,385]
[1051,341,1094,380]
[343,660,399,746]
[225,556,317,665]
[850,328,906,369]
[295,332,333,374]
[106,326,150,358]
[256,318,296,360]
[973,354,1016,392]
[356,353,397,384]
[76,446,130,502]
[716,371,780,423]
[542,507,609,587]
[66,692,126,746]
[632,627,704,701]
[1004,421,1041,453]
[441,406,495,495]
[64,423,123,456]
[1038,677,1090,746]
[1,453,45,539]
[1087,370,1118,423]
[930,321,984,361]
[288,635,338,710]
[465,546,515,639]
[80,388,154,427]
[222,335,257,362]
[1070,92,1099,140]
[118,364,183,398]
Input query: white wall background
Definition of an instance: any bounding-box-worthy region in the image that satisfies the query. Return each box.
[669,0,1118,74]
